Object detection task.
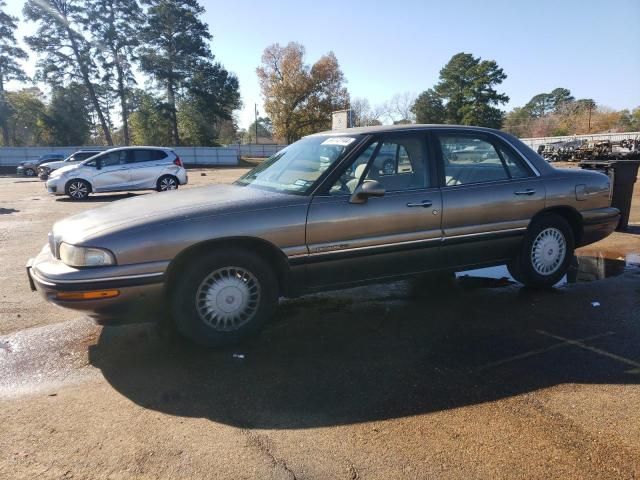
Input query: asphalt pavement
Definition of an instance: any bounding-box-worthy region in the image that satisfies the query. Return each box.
[0,166,639,479]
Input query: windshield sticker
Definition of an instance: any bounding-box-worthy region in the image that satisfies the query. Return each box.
[321,137,356,147]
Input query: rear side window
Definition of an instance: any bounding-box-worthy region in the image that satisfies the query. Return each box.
[131,149,167,163]
[497,145,533,179]
[438,135,508,185]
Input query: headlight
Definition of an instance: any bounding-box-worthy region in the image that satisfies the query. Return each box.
[59,243,116,267]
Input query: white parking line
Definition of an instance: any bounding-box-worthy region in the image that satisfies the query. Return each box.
[473,331,616,372]
[537,330,640,373]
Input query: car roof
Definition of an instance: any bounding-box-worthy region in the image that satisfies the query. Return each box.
[311,124,507,136]
[101,146,174,152]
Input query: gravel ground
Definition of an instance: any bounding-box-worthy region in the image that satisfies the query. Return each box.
[0,165,639,479]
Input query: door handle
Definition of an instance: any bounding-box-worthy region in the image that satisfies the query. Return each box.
[406,200,433,208]
[514,189,536,196]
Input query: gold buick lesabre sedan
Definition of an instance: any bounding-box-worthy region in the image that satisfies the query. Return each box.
[27,125,619,346]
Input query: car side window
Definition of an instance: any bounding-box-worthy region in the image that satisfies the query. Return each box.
[363,137,427,192]
[329,142,379,195]
[100,151,128,167]
[497,145,533,179]
[132,149,167,163]
[329,135,428,195]
[438,135,509,186]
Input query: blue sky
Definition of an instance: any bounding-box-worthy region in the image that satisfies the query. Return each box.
[6,0,640,128]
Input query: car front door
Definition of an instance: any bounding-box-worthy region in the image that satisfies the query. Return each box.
[91,150,131,192]
[436,130,545,268]
[304,132,443,288]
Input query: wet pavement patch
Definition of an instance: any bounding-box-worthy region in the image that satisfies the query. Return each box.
[458,254,640,288]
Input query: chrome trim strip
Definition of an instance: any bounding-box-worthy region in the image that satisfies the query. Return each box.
[441,227,526,241]
[290,227,527,259]
[31,270,164,285]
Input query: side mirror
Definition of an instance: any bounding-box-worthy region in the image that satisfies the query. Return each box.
[349,179,385,204]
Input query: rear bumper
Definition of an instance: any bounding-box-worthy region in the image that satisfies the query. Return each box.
[27,246,166,316]
[579,207,620,247]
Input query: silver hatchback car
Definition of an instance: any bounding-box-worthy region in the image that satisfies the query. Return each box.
[28,125,619,347]
[45,147,188,200]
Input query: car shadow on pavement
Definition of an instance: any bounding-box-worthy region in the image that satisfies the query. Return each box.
[56,192,145,202]
[88,271,640,429]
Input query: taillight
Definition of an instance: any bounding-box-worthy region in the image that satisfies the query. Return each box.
[173,156,182,167]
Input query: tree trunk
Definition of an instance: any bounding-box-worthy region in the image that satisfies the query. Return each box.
[0,71,9,147]
[66,27,113,146]
[115,56,130,146]
[167,81,179,145]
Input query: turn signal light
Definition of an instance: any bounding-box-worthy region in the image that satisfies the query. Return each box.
[56,290,120,301]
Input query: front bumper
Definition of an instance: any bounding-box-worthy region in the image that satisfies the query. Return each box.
[27,245,167,316]
[45,177,63,195]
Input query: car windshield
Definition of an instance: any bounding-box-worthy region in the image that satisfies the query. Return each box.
[235,135,360,194]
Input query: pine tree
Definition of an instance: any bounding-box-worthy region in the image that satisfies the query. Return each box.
[23,0,114,145]
[139,0,212,145]
[86,0,142,145]
[0,0,28,146]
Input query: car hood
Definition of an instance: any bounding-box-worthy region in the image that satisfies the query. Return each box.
[53,184,309,244]
[40,160,68,169]
[51,163,82,177]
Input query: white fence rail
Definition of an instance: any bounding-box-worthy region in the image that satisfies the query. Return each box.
[0,144,288,168]
[520,132,640,150]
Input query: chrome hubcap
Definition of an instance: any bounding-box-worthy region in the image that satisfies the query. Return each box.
[531,227,566,275]
[160,177,177,190]
[195,267,260,331]
[25,169,34,176]
[69,182,88,199]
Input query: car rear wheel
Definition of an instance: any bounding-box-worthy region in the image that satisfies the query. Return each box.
[508,213,574,288]
[157,175,179,192]
[65,179,91,200]
[170,249,279,347]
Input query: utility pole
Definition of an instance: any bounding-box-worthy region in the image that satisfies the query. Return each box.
[588,104,593,133]
[254,104,259,144]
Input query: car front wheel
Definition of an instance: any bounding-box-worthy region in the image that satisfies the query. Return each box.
[24,168,35,177]
[170,249,279,347]
[65,179,91,200]
[508,213,575,288]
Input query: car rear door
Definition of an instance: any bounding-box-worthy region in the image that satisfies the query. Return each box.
[435,130,545,268]
[128,149,172,189]
[304,132,443,288]
[91,150,131,192]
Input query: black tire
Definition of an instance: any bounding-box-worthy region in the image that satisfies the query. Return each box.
[65,179,91,201]
[509,214,575,288]
[24,168,35,177]
[157,175,179,192]
[170,249,279,347]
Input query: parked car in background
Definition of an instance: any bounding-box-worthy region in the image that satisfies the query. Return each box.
[44,147,187,200]
[38,150,102,180]
[16,153,66,176]
[28,125,618,348]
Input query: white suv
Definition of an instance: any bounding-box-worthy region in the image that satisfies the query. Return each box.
[45,147,188,200]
